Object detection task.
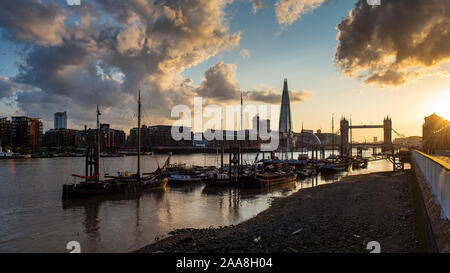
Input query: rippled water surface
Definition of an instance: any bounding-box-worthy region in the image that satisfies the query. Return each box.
[0,151,399,252]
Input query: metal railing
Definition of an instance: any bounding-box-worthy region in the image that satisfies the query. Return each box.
[412,150,450,221]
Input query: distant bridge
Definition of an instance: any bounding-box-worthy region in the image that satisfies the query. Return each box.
[339,116,406,157]
[351,142,401,148]
[350,125,384,129]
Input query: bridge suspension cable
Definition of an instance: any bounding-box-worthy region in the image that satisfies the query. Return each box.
[392,128,405,138]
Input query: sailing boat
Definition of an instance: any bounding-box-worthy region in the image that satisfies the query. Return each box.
[62,106,126,199]
[62,92,167,199]
[105,89,168,189]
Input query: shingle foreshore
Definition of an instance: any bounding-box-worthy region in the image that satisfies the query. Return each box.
[135,171,418,253]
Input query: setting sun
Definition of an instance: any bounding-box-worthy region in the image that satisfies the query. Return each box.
[430,91,450,120]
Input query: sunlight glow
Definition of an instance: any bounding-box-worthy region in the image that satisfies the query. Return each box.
[429,91,450,120]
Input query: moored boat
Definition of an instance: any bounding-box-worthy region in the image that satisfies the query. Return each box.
[255,170,297,186]
[167,173,202,183]
[331,164,348,172]
[254,165,297,186]
[62,178,127,199]
[62,106,131,199]
[62,91,168,199]
[319,161,335,172]
[351,157,369,169]
[204,171,232,186]
[107,89,168,190]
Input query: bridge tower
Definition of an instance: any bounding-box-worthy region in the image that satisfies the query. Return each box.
[340,117,349,157]
[383,116,392,152]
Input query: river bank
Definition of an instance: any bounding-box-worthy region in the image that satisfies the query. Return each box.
[135,170,418,253]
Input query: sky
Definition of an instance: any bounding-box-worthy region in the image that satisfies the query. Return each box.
[0,0,449,142]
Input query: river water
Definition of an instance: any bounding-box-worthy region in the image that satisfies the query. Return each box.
[0,150,398,253]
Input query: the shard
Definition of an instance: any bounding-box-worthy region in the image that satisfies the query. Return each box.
[279,78,292,134]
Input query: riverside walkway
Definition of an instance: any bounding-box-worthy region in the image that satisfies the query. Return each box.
[411,150,450,252]
[434,155,450,165]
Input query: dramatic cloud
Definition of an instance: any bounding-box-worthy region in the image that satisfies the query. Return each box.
[0,76,18,99]
[240,49,250,59]
[335,0,450,87]
[0,0,67,46]
[195,62,313,105]
[275,0,328,25]
[196,62,240,103]
[0,0,241,130]
[246,88,313,104]
[250,0,268,14]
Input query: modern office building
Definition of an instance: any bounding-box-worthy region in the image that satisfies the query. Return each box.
[43,129,79,148]
[73,124,126,151]
[279,79,292,134]
[144,125,192,148]
[278,79,294,154]
[128,125,192,150]
[100,124,126,151]
[0,117,12,148]
[54,112,67,130]
[11,116,43,153]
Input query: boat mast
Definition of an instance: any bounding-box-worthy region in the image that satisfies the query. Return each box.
[332,113,334,158]
[84,125,88,178]
[137,89,141,181]
[350,116,353,158]
[301,121,304,155]
[240,90,243,166]
[96,105,101,181]
[221,116,224,169]
[240,90,243,133]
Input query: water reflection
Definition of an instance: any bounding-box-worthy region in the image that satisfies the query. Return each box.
[0,153,396,253]
[320,172,342,183]
[167,181,204,193]
[61,188,167,252]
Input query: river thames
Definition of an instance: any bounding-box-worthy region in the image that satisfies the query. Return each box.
[0,151,398,253]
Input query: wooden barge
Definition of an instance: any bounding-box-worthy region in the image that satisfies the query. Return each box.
[62,91,167,199]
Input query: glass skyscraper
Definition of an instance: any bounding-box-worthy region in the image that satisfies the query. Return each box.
[54,112,67,130]
[279,79,292,134]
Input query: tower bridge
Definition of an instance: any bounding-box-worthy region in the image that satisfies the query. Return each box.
[340,116,397,157]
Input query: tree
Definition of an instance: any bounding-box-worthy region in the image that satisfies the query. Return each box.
[40,147,47,157]
[15,145,26,154]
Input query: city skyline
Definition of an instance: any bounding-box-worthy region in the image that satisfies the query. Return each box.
[0,0,449,142]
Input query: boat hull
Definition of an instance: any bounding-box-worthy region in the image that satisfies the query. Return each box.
[204,177,234,186]
[62,177,168,199]
[62,182,125,199]
[255,172,297,186]
[140,177,168,189]
[167,176,202,184]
